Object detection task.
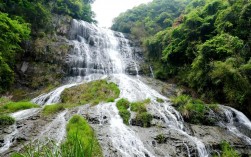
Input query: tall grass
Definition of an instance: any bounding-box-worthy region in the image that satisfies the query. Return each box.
[11,115,102,157]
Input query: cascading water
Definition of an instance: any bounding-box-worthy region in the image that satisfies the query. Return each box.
[219,105,251,145]
[2,18,251,157]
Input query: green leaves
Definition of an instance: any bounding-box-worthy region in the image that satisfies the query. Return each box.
[0,13,30,92]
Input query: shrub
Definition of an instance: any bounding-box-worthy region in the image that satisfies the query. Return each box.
[0,115,15,125]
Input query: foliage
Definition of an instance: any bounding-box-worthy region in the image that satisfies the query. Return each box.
[0,0,95,93]
[61,80,120,105]
[53,0,95,23]
[62,115,102,157]
[136,0,251,115]
[0,115,15,125]
[112,0,188,39]
[0,13,30,93]
[171,95,219,125]
[213,141,240,157]
[0,99,39,114]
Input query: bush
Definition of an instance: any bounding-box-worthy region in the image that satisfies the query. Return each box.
[62,80,120,106]
[42,104,65,116]
[0,115,15,125]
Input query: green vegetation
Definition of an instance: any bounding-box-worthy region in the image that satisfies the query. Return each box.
[213,141,240,157]
[113,0,251,116]
[171,95,219,125]
[0,13,30,93]
[155,134,166,144]
[156,97,164,103]
[112,0,188,42]
[116,98,152,127]
[12,115,102,157]
[0,98,39,114]
[0,0,95,94]
[62,115,102,157]
[116,98,131,125]
[62,80,120,106]
[131,99,152,127]
[42,104,65,116]
[0,115,15,125]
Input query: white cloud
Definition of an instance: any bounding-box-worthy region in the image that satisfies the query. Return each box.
[92,0,152,28]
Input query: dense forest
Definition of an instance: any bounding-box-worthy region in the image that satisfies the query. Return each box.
[0,0,95,93]
[112,0,251,116]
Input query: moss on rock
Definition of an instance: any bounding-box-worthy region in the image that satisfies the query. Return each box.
[61,80,120,105]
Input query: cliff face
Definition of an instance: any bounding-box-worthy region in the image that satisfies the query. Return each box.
[13,15,73,100]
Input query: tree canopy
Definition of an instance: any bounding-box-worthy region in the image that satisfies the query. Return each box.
[113,0,251,115]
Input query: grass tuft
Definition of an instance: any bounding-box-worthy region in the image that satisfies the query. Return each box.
[0,98,39,114]
[0,115,15,125]
[116,98,152,127]
[61,80,120,106]
[171,94,219,125]
[62,115,103,157]
[42,104,65,116]
[116,98,131,125]
[156,97,164,103]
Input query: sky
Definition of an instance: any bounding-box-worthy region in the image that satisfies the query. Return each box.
[92,0,152,28]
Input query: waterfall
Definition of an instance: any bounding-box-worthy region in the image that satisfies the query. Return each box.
[2,18,251,157]
[220,105,251,145]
